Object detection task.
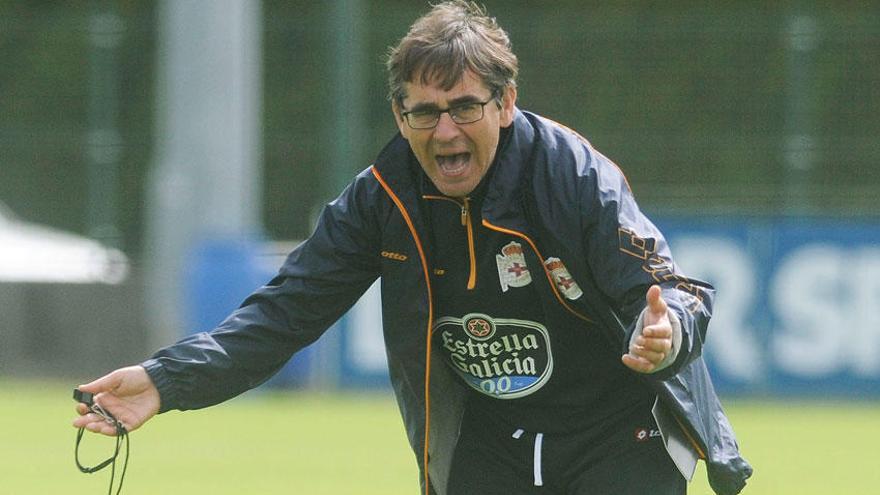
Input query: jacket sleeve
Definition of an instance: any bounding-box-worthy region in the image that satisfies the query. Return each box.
[577,146,714,378]
[143,169,383,412]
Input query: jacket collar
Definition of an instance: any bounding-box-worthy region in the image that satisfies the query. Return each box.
[481,109,536,234]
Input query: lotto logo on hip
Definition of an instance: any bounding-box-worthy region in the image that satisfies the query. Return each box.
[634,428,661,442]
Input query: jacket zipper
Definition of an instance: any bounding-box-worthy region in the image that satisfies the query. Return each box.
[376,167,707,488]
[423,195,477,290]
[372,168,435,495]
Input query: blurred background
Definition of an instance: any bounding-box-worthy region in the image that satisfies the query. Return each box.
[2,0,879,417]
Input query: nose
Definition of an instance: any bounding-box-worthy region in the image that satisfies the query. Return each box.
[433,111,462,140]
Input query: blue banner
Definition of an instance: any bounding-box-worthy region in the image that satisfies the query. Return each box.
[657,217,880,396]
[338,216,880,396]
[185,219,880,396]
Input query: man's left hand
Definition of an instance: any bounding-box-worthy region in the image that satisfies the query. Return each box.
[622,285,673,373]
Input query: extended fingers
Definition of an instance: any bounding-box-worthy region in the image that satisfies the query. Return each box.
[89,421,120,436]
[642,320,672,338]
[630,345,666,364]
[621,354,656,373]
[72,412,118,435]
[629,337,667,364]
[623,324,673,373]
[634,327,671,359]
[637,328,672,351]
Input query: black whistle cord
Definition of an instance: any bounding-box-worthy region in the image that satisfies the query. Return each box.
[75,422,129,495]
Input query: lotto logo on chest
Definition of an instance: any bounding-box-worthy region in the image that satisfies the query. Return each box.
[434,313,554,399]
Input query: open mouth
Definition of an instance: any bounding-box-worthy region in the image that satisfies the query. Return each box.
[435,152,471,176]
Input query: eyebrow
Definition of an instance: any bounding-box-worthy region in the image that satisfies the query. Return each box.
[405,94,487,113]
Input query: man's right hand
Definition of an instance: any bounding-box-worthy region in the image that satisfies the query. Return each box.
[72,365,161,436]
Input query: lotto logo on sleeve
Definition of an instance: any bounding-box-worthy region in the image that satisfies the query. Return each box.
[433,313,553,399]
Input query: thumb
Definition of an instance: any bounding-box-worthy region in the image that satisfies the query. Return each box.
[77,369,124,395]
[646,284,668,316]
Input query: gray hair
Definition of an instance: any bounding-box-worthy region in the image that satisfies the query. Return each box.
[386,1,518,106]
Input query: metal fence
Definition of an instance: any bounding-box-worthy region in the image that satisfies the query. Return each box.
[1,1,879,381]
[2,1,878,257]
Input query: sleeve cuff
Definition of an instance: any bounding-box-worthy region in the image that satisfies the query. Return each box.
[141,358,176,414]
[630,308,682,373]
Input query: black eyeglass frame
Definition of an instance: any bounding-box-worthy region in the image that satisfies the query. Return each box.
[399,90,501,130]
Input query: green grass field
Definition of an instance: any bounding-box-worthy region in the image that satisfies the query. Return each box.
[2,378,879,494]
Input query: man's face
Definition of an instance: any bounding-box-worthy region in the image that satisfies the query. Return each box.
[393,71,517,198]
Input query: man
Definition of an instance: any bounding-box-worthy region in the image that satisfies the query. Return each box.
[74,1,752,493]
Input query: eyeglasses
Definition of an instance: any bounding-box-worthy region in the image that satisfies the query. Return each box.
[400,93,499,130]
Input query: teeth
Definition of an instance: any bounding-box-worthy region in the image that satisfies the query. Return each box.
[437,153,469,173]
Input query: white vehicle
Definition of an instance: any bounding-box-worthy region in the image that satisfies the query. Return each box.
[0,202,129,284]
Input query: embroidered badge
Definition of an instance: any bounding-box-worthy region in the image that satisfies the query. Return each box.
[544,257,583,300]
[496,241,532,292]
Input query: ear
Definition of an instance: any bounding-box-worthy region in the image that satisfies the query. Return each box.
[499,85,517,128]
[391,100,410,139]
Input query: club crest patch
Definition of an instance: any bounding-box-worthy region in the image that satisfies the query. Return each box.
[544,257,583,300]
[434,313,554,399]
[496,241,532,292]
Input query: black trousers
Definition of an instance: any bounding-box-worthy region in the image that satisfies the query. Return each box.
[445,406,687,495]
